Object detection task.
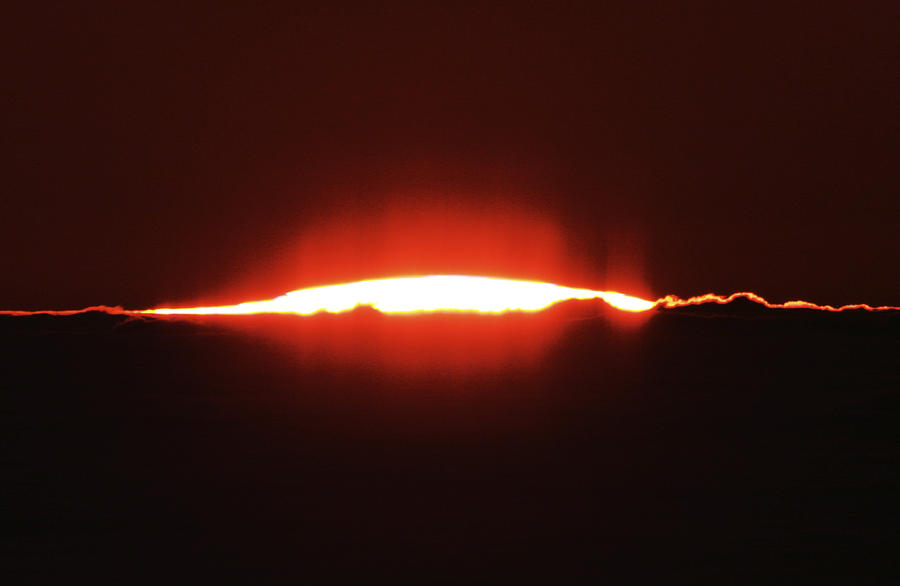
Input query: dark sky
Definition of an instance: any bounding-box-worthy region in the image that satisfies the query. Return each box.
[2,2,897,310]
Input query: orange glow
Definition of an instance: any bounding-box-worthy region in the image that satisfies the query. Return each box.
[656,292,900,312]
[2,278,898,318]
[139,275,657,316]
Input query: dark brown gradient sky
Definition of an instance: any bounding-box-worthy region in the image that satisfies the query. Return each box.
[2,2,897,310]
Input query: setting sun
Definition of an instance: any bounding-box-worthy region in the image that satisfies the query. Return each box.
[140,275,658,316]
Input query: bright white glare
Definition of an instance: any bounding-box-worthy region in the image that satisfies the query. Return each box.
[144,275,657,315]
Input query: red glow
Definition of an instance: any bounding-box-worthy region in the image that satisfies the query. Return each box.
[0,305,129,316]
[208,201,585,309]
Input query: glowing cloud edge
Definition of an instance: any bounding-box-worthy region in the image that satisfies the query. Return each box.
[2,276,897,317]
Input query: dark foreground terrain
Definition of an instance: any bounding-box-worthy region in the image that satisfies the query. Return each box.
[2,304,898,584]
